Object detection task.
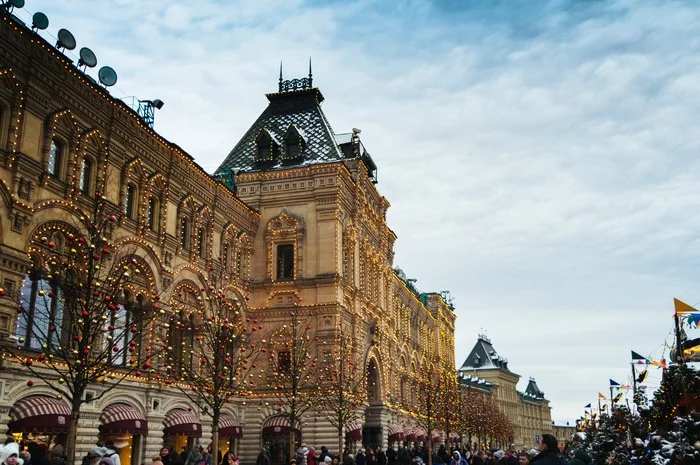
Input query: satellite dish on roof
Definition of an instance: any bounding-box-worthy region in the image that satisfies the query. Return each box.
[31,12,49,31]
[78,47,97,68]
[2,0,24,12]
[98,66,117,87]
[56,29,76,51]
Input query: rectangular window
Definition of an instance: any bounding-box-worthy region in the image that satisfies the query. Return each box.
[79,158,92,194]
[48,140,62,177]
[147,197,156,230]
[276,244,294,280]
[278,350,291,374]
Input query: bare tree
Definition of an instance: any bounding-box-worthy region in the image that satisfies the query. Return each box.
[164,276,265,458]
[2,195,162,461]
[265,312,320,459]
[407,360,442,465]
[316,331,367,455]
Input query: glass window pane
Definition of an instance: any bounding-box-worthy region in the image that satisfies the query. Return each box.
[80,159,91,193]
[30,280,52,349]
[49,140,61,176]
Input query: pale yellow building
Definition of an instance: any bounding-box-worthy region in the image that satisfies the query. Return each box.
[458,336,553,450]
[0,11,455,465]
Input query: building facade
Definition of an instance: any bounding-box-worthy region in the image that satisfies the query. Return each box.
[459,336,553,450]
[0,12,457,465]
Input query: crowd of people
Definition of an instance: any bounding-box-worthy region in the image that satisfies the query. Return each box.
[269,434,590,465]
[0,434,590,465]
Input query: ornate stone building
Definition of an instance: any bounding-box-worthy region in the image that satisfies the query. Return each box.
[0,11,456,465]
[458,336,553,450]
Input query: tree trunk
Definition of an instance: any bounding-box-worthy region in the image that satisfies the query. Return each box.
[211,411,220,465]
[289,428,297,463]
[338,428,343,460]
[65,401,81,465]
[427,439,433,465]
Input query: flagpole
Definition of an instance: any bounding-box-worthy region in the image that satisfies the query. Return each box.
[610,386,613,411]
[598,398,601,413]
[674,311,684,364]
[631,362,637,414]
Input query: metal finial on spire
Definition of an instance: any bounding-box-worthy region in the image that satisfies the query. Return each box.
[278,61,284,91]
[308,57,313,87]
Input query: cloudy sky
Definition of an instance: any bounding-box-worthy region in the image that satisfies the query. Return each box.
[17,0,700,423]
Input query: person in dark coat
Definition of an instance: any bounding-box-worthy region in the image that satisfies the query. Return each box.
[355,450,366,465]
[386,448,396,465]
[397,448,411,465]
[530,435,565,465]
[377,449,387,465]
[256,449,270,465]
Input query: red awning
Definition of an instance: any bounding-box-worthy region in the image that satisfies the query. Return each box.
[431,430,442,441]
[448,432,460,443]
[261,415,301,438]
[415,428,427,442]
[345,420,362,441]
[163,409,202,438]
[405,427,417,441]
[8,396,71,435]
[388,425,404,441]
[99,403,148,436]
[219,412,242,438]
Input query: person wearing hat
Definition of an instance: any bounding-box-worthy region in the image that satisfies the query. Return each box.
[323,458,332,465]
[0,442,25,465]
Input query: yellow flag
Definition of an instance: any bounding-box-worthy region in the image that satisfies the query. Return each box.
[674,298,698,314]
[598,392,606,399]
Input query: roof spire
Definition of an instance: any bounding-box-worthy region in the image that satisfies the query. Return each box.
[308,57,313,87]
[279,61,283,92]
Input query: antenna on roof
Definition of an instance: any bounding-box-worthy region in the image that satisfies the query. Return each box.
[98,66,118,87]
[1,0,24,14]
[78,47,97,70]
[56,28,76,52]
[31,12,49,32]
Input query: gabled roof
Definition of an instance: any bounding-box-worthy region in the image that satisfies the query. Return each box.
[524,377,546,399]
[216,87,344,174]
[459,335,512,372]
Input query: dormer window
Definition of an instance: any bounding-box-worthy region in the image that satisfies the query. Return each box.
[255,129,277,163]
[283,125,305,161]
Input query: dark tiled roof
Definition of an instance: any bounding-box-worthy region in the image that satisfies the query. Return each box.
[216,88,344,174]
[524,378,545,398]
[458,335,512,372]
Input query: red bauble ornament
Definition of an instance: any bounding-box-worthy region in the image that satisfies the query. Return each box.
[109,215,117,222]
[113,346,119,352]
[25,359,33,366]
[27,380,33,387]
[0,288,6,297]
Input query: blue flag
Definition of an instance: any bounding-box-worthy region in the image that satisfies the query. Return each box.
[610,379,620,386]
[584,403,591,408]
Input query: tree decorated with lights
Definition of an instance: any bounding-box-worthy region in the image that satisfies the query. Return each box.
[436,370,460,449]
[1,195,163,461]
[316,331,367,456]
[265,312,321,458]
[407,360,442,465]
[163,275,265,458]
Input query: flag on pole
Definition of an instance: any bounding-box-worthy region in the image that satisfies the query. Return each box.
[636,369,648,384]
[631,350,650,363]
[674,298,699,314]
[598,392,606,399]
[609,379,620,386]
[601,404,607,411]
[613,392,623,403]
[584,403,591,408]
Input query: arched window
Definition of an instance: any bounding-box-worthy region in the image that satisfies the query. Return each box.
[16,269,64,351]
[125,184,136,219]
[197,227,206,258]
[79,157,92,194]
[180,217,190,250]
[48,139,63,178]
[147,196,158,231]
